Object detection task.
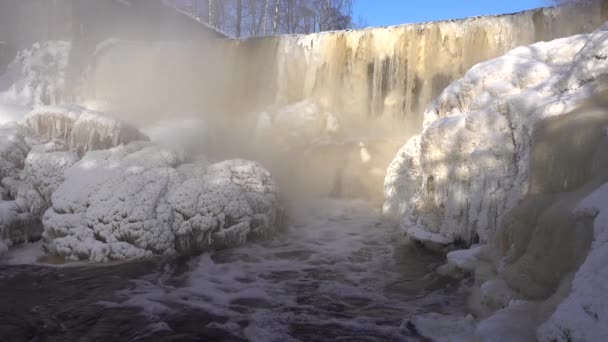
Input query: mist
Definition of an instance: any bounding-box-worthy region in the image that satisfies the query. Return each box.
[1,0,608,341]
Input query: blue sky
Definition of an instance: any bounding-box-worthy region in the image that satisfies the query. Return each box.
[353,0,548,27]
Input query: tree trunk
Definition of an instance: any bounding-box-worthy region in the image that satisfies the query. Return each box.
[208,0,216,27]
[273,0,279,35]
[236,0,242,38]
[263,0,269,35]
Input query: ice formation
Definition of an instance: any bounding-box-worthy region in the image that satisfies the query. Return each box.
[537,183,608,342]
[0,123,35,254]
[385,27,608,244]
[42,142,282,262]
[0,41,70,108]
[25,105,148,155]
[3,141,78,217]
[385,23,608,341]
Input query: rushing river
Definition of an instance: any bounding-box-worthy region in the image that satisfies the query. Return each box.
[0,199,465,341]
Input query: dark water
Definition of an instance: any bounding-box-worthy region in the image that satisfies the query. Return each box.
[0,200,465,342]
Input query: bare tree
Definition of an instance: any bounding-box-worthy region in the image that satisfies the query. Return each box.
[236,0,242,37]
[263,0,269,35]
[273,0,280,34]
[208,0,216,27]
[548,0,595,4]
[167,0,357,37]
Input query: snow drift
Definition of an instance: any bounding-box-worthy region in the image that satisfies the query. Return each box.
[385,24,608,340]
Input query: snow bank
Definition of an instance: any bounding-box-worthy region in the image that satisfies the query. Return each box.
[385,27,608,244]
[0,41,71,110]
[25,105,148,155]
[42,143,282,262]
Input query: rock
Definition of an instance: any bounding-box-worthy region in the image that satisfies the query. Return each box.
[3,142,79,218]
[385,27,608,244]
[42,142,283,262]
[383,135,422,219]
[42,142,183,262]
[0,123,30,180]
[536,183,608,342]
[169,159,282,253]
[385,24,608,341]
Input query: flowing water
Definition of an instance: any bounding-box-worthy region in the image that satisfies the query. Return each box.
[0,199,465,341]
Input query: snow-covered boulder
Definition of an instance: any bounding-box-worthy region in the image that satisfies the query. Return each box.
[42,142,184,262]
[3,141,78,218]
[0,123,30,180]
[536,183,608,342]
[0,201,40,250]
[385,23,608,341]
[25,105,148,155]
[385,27,608,244]
[170,159,281,253]
[0,123,33,254]
[42,142,283,262]
[383,135,422,219]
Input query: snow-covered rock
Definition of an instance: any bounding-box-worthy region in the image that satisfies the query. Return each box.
[0,200,40,252]
[537,183,608,342]
[445,245,484,272]
[3,142,78,218]
[42,142,184,262]
[383,135,421,219]
[406,313,476,342]
[476,300,542,342]
[42,142,283,262]
[25,105,148,155]
[385,23,608,341]
[385,27,608,244]
[0,123,33,254]
[0,123,31,179]
[169,159,282,253]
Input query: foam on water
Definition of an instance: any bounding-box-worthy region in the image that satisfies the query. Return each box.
[107,199,465,341]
